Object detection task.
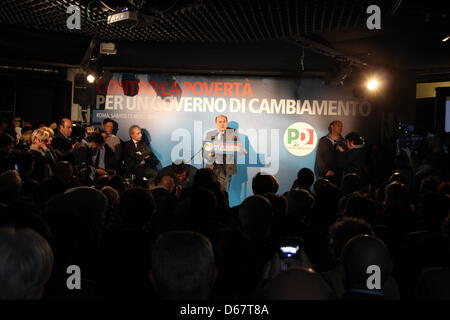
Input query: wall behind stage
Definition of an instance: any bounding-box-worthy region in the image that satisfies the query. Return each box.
[92,73,380,206]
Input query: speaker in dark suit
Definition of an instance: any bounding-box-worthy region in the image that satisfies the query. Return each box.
[202,115,246,191]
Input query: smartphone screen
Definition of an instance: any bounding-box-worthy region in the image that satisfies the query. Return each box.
[279,245,300,258]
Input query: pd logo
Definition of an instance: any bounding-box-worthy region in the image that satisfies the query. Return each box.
[284,122,318,156]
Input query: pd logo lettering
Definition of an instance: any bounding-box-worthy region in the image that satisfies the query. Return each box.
[284,122,318,156]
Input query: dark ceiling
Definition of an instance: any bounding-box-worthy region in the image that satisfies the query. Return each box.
[0,0,449,81]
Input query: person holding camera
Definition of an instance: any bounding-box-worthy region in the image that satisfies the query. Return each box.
[102,119,122,160]
[339,132,369,188]
[73,132,117,179]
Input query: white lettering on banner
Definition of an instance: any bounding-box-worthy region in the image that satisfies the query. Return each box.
[249,98,260,113]
[256,128,279,175]
[114,96,124,110]
[96,95,105,109]
[230,98,241,112]
[313,100,327,115]
[360,101,372,116]
[102,97,372,117]
[184,97,193,111]
[215,98,227,113]
[171,128,191,161]
[105,95,114,109]
[338,101,349,116]
[301,100,312,114]
[328,100,337,115]
[193,121,204,165]
[286,99,296,114]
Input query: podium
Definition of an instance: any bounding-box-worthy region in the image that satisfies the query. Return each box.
[203,140,243,154]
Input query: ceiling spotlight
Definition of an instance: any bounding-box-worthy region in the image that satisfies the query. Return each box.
[86,74,96,83]
[83,60,104,84]
[367,79,379,91]
[442,35,450,42]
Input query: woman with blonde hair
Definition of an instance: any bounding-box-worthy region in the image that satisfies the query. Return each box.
[40,127,58,166]
[28,128,56,181]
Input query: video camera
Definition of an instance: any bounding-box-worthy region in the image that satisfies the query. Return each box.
[71,121,102,143]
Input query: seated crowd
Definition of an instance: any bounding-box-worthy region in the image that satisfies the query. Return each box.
[0,114,449,300]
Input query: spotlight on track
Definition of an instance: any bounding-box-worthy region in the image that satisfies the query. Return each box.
[86,74,96,83]
[367,78,379,91]
[84,60,104,84]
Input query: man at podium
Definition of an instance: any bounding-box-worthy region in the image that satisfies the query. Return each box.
[203,115,247,191]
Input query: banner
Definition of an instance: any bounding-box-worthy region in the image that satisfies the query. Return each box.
[93,74,380,206]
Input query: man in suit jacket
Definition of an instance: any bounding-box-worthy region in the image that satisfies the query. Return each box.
[52,118,73,161]
[315,120,345,185]
[203,115,247,191]
[123,125,158,185]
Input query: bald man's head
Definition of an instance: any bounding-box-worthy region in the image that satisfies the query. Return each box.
[58,118,72,137]
[262,268,334,300]
[342,235,392,290]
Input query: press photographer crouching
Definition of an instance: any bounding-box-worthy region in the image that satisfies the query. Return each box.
[339,132,370,189]
[72,131,118,184]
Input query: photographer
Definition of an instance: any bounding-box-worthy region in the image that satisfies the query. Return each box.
[73,131,117,179]
[102,118,122,162]
[339,132,369,188]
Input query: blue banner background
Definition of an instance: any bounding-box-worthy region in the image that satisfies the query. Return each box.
[93,73,380,206]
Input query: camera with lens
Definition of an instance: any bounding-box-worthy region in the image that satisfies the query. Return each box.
[74,162,92,177]
[71,121,102,144]
[73,162,95,186]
